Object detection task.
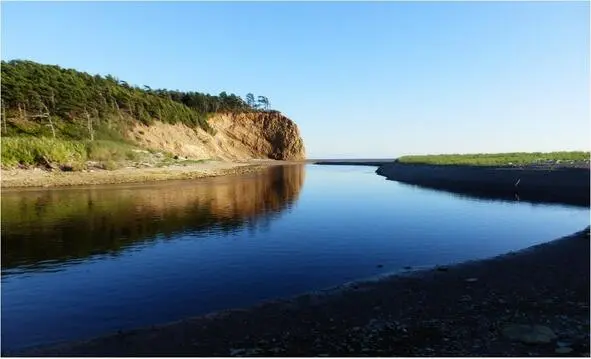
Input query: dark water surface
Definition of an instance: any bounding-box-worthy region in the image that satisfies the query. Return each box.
[2,164,589,351]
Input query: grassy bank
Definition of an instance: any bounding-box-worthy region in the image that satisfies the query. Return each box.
[397,151,590,166]
[1,137,147,170]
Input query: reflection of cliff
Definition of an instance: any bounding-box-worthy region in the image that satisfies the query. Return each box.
[1,165,306,272]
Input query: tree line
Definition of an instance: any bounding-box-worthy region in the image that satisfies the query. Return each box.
[0,60,275,137]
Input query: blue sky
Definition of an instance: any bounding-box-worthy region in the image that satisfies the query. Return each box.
[2,1,589,158]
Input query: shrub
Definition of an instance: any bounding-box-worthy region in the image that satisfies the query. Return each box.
[85,140,138,162]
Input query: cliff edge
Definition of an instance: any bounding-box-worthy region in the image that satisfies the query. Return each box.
[129,112,305,162]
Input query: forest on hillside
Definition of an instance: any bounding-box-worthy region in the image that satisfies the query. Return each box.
[0,60,273,138]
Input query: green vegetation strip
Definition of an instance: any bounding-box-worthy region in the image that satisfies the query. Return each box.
[1,137,140,170]
[397,152,590,166]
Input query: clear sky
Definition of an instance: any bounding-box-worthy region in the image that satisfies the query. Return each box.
[2,1,589,158]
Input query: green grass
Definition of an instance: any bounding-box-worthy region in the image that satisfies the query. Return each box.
[1,136,142,169]
[1,137,88,168]
[0,134,208,170]
[397,151,590,166]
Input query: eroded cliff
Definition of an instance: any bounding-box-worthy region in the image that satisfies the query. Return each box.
[129,112,305,161]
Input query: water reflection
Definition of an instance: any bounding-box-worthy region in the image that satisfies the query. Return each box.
[1,164,306,275]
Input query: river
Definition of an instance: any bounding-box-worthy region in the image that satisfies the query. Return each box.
[2,164,588,351]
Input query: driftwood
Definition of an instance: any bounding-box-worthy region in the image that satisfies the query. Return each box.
[40,156,59,171]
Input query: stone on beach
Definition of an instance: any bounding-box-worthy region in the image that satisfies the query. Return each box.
[501,324,557,344]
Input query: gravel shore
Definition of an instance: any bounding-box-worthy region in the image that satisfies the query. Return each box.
[13,228,590,357]
[376,162,590,207]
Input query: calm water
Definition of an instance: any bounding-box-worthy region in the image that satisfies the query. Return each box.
[2,164,589,351]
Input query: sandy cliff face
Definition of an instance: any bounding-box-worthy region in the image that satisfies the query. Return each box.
[128,112,305,161]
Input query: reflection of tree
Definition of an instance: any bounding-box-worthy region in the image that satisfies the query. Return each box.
[1,165,305,273]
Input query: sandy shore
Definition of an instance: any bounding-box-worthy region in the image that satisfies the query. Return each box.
[0,161,272,189]
[376,162,590,207]
[13,227,590,357]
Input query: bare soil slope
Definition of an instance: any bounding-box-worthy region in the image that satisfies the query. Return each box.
[129,112,306,161]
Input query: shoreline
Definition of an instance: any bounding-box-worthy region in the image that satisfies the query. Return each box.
[14,227,590,356]
[376,162,590,207]
[0,161,276,189]
[313,160,394,166]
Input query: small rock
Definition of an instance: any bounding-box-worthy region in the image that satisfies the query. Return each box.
[403,266,412,270]
[555,347,573,354]
[557,340,573,347]
[436,266,449,272]
[376,264,383,268]
[502,324,557,344]
[229,348,245,356]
